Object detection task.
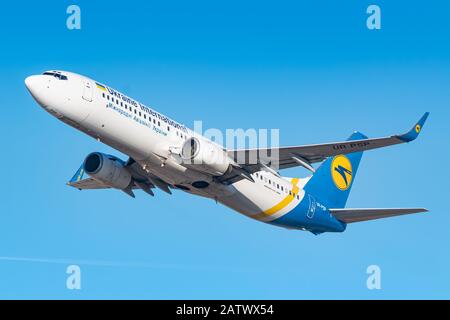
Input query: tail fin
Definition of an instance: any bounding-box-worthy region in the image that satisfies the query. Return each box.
[304,132,367,208]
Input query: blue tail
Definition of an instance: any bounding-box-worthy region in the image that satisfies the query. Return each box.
[304,132,367,208]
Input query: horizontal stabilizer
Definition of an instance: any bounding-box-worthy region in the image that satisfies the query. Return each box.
[329,208,428,223]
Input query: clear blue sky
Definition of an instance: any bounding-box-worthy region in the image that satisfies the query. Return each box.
[0,0,449,299]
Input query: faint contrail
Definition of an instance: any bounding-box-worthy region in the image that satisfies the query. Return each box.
[0,256,208,270]
[0,256,246,272]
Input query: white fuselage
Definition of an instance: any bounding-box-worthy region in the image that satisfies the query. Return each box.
[25,71,310,227]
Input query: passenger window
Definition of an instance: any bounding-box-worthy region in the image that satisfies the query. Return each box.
[102,93,105,98]
[167,126,170,131]
[107,95,110,100]
[139,112,141,116]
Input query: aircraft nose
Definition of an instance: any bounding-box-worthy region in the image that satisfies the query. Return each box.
[25,75,42,94]
[25,75,47,106]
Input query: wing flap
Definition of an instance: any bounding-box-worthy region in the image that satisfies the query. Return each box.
[329,208,428,223]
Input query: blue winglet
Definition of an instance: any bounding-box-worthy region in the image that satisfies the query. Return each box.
[398,112,429,142]
[69,164,86,184]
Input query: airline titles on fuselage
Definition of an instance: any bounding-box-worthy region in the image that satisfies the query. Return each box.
[103,84,188,134]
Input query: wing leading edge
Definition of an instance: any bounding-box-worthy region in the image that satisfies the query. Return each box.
[227,112,429,171]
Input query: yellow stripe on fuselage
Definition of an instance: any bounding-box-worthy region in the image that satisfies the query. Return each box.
[96,84,106,91]
[252,178,300,221]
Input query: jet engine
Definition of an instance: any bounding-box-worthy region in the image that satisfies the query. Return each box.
[83,152,132,190]
[181,137,233,176]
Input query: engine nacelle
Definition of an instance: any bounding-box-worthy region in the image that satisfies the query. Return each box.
[83,152,132,190]
[181,137,233,176]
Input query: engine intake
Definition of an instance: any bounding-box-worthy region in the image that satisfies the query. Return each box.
[84,152,132,190]
[181,137,232,176]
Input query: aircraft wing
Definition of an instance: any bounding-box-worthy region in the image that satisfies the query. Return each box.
[329,208,428,223]
[227,113,429,171]
[67,165,109,190]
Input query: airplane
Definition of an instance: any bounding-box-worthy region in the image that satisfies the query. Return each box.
[25,70,429,235]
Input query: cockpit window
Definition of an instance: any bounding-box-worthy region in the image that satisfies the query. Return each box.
[42,72,68,80]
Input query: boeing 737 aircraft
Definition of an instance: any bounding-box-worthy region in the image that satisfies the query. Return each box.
[25,70,429,234]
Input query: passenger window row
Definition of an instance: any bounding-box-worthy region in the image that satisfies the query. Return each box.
[254,173,300,199]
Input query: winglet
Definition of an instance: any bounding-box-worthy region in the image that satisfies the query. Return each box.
[68,163,85,185]
[398,112,430,142]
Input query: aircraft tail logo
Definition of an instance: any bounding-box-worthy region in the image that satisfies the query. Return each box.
[331,155,353,191]
[304,131,365,209]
